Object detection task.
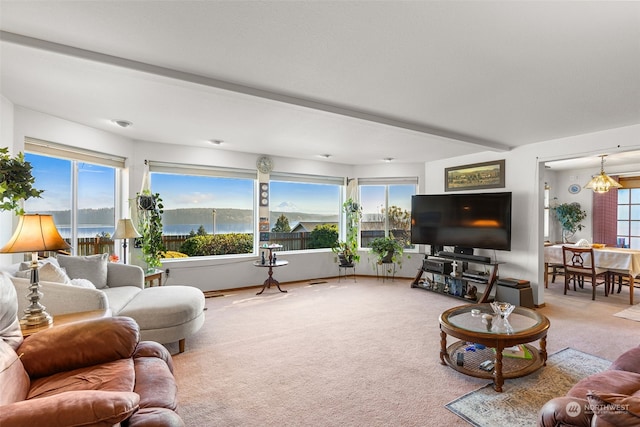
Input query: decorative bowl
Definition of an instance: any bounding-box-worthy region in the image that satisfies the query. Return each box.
[490,301,515,319]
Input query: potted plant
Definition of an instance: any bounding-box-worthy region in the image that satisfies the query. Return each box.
[332,198,362,265]
[137,190,166,271]
[369,236,405,268]
[554,202,587,243]
[0,147,43,215]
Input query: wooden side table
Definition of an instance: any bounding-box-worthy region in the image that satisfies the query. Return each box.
[145,269,164,287]
[22,309,112,338]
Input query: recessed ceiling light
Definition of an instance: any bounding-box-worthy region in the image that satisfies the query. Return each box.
[111,119,132,128]
[383,157,394,163]
[209,139,224,145]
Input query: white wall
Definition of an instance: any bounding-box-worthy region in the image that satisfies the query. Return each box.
[426,124,640,306]
[0,96,16,265]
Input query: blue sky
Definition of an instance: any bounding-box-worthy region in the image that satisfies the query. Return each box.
[25,154,413,215]
[25,154,115,212]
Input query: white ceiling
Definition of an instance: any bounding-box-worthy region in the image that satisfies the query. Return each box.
[1,1,639,166]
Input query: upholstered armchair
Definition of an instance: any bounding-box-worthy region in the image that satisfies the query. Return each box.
[0,271,184,427]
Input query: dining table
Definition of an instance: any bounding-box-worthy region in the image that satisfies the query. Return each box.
[544,244,640,305]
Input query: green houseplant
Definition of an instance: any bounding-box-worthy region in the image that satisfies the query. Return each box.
[369,236,405,268]
[331,198,362,265]
[137,190,166,270]
[554,202,587,243]
[0,147,43,215]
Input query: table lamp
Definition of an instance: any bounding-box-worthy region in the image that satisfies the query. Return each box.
[113,218,141,264]
[0,214,71,329]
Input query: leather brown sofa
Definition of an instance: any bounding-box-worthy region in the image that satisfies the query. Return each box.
[538,345,640,427]
[0,271,184,427]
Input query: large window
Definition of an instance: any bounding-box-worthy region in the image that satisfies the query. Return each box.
[24,138,121,255]
[617,186,640,249]
[268,173,342,251]
[359,178,417,249]
[149,162,256,257]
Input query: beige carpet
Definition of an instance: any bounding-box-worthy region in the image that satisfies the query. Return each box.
[167,276,639,427]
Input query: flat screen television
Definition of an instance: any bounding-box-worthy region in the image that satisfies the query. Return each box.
[410,192,512,251]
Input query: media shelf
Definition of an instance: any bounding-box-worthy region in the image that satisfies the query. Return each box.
[411,254,501,303]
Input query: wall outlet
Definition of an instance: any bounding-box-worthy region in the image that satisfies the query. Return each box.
[165,269,170,277]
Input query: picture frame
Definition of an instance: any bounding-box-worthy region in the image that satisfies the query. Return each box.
[445,159,505,192]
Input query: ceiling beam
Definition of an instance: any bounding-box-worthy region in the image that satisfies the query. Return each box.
[1,30,511,152]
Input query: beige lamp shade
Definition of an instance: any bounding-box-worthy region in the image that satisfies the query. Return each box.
[584,155,623,194]
[113,218,141,239]
[0,214,70,254]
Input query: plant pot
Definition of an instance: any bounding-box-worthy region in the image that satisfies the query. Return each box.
[338,253,353,266]
[381,250,394,263]
[137,195,156,211]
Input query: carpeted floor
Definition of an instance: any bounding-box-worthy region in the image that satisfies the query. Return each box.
[445,347,611,427]
[167,276,639,427]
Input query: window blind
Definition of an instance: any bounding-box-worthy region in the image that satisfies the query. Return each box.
[270,172,344,185]
[148,161,257,180]
[25,137,126,168]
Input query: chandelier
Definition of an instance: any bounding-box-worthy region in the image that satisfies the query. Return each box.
[584,155,623,193]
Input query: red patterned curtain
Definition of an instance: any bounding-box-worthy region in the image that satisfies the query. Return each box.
[592,176,619,246]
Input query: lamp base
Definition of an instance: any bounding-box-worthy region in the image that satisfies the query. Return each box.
[20,311,53,330]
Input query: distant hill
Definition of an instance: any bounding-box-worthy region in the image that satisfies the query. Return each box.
[42,208,338,229]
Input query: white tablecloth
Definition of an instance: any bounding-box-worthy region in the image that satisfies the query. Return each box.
[544,244,640,278]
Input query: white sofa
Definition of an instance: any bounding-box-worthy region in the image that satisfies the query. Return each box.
[4,255,205,353]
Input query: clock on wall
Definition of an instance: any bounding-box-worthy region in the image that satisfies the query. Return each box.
[256,156,273,174]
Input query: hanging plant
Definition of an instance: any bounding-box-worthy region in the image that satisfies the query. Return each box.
[0,147,43,215]
[331,198,362,264]
[137,191,166,270]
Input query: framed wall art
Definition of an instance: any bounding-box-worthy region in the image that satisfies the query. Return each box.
[445,159,505,192]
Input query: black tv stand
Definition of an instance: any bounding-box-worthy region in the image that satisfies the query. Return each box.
[411,253,500,303]
[437,251,492,264]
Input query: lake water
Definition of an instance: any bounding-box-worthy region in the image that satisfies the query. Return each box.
[60,223,253,238]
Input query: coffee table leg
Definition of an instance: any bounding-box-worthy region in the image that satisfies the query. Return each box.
[440,330,447,365]
[540,336,548,366]
[494,345,504,392]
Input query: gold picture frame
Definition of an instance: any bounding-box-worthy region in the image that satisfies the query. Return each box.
[445,160,505,191]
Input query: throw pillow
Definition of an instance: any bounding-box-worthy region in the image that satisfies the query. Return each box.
[57,254,109,289]
[38,262,71,284]
[587,391,640,426]
[18,257,60,271]
[69,278,96,289]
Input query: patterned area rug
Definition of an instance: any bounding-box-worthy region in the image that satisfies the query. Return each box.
[614,304,640,321]
[445,348,611,427]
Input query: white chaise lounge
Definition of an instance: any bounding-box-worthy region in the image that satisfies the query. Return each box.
[5,254,205,353]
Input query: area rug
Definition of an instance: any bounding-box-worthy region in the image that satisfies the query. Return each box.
[614,304,640,321]
[445,347,611,427]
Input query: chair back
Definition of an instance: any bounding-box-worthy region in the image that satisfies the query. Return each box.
[562,246,596,275]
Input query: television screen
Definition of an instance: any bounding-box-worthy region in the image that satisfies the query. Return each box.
[410,192,512,251]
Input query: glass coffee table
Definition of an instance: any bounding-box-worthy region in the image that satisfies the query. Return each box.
[439,303,550,392]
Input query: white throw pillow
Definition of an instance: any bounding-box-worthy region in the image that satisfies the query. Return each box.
[18,256,61,272]
[38,262,71,284]
[69,278,96,289]
[57,253,109,289]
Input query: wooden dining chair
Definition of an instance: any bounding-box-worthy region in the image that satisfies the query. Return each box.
[562,246,609,300]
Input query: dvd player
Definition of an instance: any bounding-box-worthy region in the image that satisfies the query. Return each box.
[437,251,492,264]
